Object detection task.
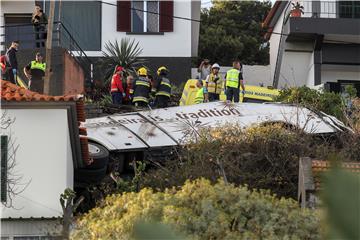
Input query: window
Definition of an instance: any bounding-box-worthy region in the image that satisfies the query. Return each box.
[1,135,8,203]
[339,1,360,18]
[131,1,159,33]
[117,1,173,33]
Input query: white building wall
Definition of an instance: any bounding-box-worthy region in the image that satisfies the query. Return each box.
[95,0,192,58]
[306,51,315,88]
[278,51,312,88]
[322,69,360,83]
[269,12,284,83]
[0,109,74,219]
[191,65,272,87]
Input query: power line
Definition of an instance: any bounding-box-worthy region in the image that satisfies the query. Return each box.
[98,1,359,45]
[98,1,201,23]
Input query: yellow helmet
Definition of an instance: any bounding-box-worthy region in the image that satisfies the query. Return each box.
[157,66,168,76]
[137,67,147,76]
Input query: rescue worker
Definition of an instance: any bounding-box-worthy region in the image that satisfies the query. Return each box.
[132,67,151,107]
[123,75,134,105]
[205,63,223,102]
[24,52,46,93]
[195,80,208,104]
[153,66,171,108]
[224,60,245,103]
[110,66,125,105]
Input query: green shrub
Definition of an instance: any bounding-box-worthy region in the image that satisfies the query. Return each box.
[71,179,321,240]
[142,125,320,198]
[275,86,344,120]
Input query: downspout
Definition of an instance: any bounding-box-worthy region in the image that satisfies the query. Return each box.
[273,1,292,88]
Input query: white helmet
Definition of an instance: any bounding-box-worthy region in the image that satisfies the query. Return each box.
[211,63,220,69]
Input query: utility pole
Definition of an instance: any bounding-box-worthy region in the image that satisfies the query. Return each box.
[44,1,55,95]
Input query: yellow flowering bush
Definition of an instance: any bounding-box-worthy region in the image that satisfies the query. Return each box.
[72,179,321,240]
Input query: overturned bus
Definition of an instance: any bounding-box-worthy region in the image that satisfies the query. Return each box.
[77,101,349,186]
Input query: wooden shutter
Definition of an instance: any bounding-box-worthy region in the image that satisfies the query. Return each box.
[1,136,8,202]
[117,1,131,32]
[159,1,174,32]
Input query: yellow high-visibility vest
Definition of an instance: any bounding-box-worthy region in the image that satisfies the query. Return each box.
[30,61,46,72]
[195,87,204,104]
[207,73,223,94]
[226,68,240,88]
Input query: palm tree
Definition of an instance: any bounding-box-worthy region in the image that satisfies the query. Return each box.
[101,38,145,84]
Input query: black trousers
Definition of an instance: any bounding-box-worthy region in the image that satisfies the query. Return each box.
[30,77,44,93]
[34,25,47,48]
[208,93,220,102]
[7,68,16,85]
[225,87,240,102]
[155,95,170,108]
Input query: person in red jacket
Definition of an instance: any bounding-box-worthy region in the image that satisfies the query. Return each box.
[110,66,125,105]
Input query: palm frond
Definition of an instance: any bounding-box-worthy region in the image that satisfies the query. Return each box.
[102,38,146,83]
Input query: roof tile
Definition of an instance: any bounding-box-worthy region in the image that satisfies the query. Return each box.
[1,80,82,102]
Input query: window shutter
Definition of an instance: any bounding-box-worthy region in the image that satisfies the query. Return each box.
[1,136,8,202]
[159,1,174,32]
[117,1,131,32]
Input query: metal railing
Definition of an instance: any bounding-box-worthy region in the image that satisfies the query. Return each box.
[296,1,360,19]
[0,21,93,85]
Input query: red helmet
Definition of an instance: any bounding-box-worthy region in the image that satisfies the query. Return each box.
[116,66,124,72]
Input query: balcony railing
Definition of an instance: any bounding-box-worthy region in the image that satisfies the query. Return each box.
[294,1,360,19]
[0,21,93,86]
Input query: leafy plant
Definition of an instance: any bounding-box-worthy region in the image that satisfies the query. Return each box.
[101,38,145,85]
[142,124,319,199]
[198,1,271,65]
[291,2,304,13]
[275,86,344,120]
[71,179,321,240]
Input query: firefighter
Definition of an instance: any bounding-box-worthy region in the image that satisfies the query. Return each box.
[153,66,171,108]
[205,63,223,102]
[224,60,245,103]
[132,67,151,107]
[110,66,125,105]
[24,52,46,93]
[195,80,208,104]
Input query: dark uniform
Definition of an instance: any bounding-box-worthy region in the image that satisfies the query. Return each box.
[132,76,151,107]
[154,76,171,108]
[25,60,46,93]
[5,47,18,84]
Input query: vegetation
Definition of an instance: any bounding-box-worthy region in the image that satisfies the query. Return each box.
[198,1,271,65]
[72,179,321,240]
[102,38,145,81]
[275,86,345,120]
[142,124,322,199]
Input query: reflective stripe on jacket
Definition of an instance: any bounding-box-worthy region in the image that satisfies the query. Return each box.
[155,77,171,97]
[133,76,151,103]
[195,88,204,104]
[30,61,46,72]
[207,73,223,94]
[226,68,240,88]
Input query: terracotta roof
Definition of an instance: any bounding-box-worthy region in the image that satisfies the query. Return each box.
[1,80,81,102]
[312,160,360,190]
[1,80,90,166]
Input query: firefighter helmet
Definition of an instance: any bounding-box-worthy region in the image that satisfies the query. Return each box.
[157,66,169,76]
[137,67,147,76]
